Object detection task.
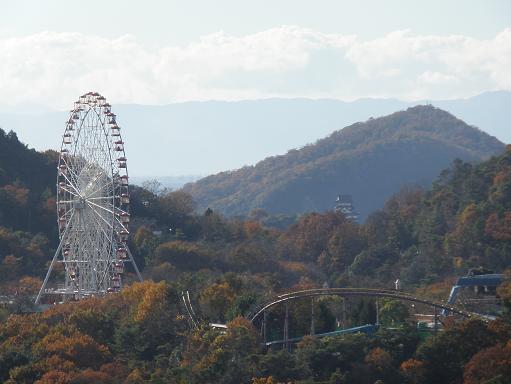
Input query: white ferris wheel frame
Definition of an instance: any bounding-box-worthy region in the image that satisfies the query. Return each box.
[35,92,142,304]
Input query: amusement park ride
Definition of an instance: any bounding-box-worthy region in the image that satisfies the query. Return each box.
[182,276,504,348]
[35,92,142,304]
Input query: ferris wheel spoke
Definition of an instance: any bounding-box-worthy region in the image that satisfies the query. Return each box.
[57,199,78,204]
[113,216,129,232]
[88,200,129,232]
[87,196,114,201]
[84,179,113,200]
[86,202,115,230]
[60,187,82,199]
[59,173,82,197]
[62,156,81,181]
[86,210,114,256]
[85,171,109,190]
[86,199,115,216]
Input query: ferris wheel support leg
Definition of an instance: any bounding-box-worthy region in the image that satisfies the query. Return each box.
[35,237,65,304]
[35,211,75,304]
[127,246,143,282]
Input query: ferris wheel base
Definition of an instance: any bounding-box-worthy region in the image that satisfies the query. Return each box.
[40,288,120,302]
[35,243,143,305]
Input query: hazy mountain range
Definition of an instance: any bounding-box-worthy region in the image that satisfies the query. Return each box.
[183,105,505,219]
[0,91,509,181]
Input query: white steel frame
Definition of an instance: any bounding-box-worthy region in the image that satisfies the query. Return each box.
[36,92,142,304]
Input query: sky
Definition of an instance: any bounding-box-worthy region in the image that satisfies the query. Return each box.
[0,0,510,109]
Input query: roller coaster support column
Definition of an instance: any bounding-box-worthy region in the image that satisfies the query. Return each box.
[283,302,289,351]
[311,297,315,336]
[434,306,438,335]
[375,300,380,326]
[263,310,267,344]
[342,298,347,328]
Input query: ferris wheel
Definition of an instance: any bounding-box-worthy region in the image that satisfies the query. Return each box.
[36,92,142,304]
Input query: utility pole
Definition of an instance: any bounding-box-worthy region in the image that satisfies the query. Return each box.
[311,297,315,336]
[283,302,289,351]
[375,300,380,326]
[434,306,438,335]
[342,298,347,328]
[263,310,267,344]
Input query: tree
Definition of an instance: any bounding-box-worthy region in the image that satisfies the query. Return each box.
[364,347,399,384]
[33,329,111,369]
[400,359,426,384]
[379,299,410,326]
[158,190,196,230]
[153,241,210,270]
[199,282,235,322]
[34,370,71,384]
[183,317,260,384]
[415,320,499,383]
[463,341,511,384]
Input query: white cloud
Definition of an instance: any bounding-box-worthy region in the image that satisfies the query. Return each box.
[0,26,509,108]
[417,71,459,85]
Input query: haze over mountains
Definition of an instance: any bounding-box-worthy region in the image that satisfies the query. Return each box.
[0,91,509,180]
[183,106,505,219]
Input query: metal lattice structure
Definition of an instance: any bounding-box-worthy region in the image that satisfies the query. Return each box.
[36,92,142,304]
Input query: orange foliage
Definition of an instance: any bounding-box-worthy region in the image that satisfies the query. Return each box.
[415,277,457,301]
[252,377,276,384]
[199,281,235,320]
[19,276,43,295]
[124,368,145,384]
[243,220,263,238]
[400,359,426,384]
[365,347,393,371]
[3,254,18,265]
[68,369,112,383]
[36,355,76,374]
[463,341,511,384]
[497,279,511,304]
[2,183,29,206]
[34,329,110,369]
[485,212,511,240]
[35,370,72,384]
[493,167,511,186]
[122,280,169,324]
[278,260,309,275]
[99,362,128,381]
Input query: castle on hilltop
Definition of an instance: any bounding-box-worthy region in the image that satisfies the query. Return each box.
[335,194,359,222]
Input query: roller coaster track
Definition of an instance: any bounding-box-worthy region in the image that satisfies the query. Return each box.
[181,290,199,328]
[249,287,485,323]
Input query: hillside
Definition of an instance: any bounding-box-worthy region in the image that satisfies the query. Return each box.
[183,105,505,218]
[0,129,57,233]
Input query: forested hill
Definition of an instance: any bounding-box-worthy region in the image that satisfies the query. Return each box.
[183,105,505,219]
[0,129,57,234]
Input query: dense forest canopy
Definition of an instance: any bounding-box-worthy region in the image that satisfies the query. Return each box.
[183,105,504,219]
[1,123,511,383]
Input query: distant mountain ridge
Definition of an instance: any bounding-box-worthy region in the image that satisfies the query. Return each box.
[0,91,510,177]
[183,106,505,219]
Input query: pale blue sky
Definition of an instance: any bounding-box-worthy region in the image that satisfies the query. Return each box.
[0,0,510,107]
[2,0,509,43]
